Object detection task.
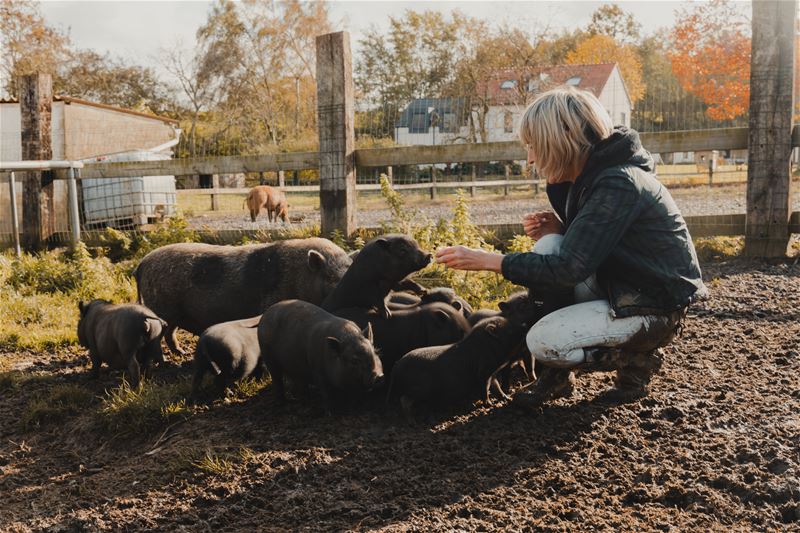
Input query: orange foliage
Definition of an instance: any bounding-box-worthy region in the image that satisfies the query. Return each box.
[565,34,645,103]
[669,0,750,121]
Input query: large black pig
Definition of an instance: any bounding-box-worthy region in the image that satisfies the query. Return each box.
[77,299,167,387]
[258,300,384,411]
[134,238,351,354]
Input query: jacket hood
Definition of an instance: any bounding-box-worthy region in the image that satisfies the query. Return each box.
[577,127,654,186]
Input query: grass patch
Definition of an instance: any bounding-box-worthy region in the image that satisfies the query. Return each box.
[98,379,192,438]
[695,236,744,263]
[21,384,95,429]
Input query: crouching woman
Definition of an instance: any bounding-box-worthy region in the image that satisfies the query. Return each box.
[435,86,707,410]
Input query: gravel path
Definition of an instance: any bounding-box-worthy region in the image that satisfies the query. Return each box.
[187,183,800,231]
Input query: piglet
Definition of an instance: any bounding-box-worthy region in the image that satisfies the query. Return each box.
[77,299,166,387]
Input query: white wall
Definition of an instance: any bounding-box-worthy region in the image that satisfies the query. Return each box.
[0,101,65,161]
[598,66,632,128]
[394,127,469,146]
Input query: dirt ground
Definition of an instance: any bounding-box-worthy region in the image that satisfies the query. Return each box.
[1,258,799,532]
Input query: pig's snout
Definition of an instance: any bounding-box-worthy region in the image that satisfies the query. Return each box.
[420,253,432,266]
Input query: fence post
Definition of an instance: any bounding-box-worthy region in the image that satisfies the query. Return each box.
[316,31,357,236]
[278,170,285,188]
[745,0,796,257]
[386,166,393,185]
[8,172,21,257]
[67,166,81,247]
[19,73,53,251]
[470,164,476,197]
[430,166,437,200]
[504,164,510,196]
[210,174,220,211]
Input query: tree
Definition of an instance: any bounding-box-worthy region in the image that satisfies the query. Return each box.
[58,50,173,116]
[565,34,645,103]
[587,4,641,45]
[0,0,70,96]
[669,0,750,121]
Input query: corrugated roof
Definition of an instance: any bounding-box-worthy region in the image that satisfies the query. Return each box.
[0,95,179,125]
[482,63,622,106]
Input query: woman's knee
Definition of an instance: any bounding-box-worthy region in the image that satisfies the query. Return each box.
[532,233,563,255]
[526,319,585,367]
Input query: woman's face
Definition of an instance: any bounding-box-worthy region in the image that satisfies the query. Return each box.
[528,145,559,185]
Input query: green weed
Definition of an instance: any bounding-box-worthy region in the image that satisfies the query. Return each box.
[21,384,95,429]
[694,236,744,262]
[98,380,192,438]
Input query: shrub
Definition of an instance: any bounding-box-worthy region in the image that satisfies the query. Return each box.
[378,175,523,309]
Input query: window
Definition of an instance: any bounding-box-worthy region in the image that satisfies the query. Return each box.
[500,80,517,89]
[410,112,427,133]
[504,111,514,133]
[441,112,458,133]
[566,76,581,86]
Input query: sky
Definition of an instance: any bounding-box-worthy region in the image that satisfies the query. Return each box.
[37,0,751,77]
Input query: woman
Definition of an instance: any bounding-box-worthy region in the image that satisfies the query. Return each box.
[435,87,707,410]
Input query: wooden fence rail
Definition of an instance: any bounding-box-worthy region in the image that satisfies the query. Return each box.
[64,126,800,180]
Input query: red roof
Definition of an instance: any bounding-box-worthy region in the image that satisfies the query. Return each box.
[481,63,620,106]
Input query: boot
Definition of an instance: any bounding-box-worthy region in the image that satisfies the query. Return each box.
[603,349,664,403]
[511,367,575,412]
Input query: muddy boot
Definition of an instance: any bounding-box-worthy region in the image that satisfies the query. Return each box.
[603,349,664,403]
[511,367,575,413]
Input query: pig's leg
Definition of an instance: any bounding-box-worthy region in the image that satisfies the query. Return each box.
[269,365,286,404]
[400,395,419,425]
[88,351,101,379]
[126,356,141,388]
[164,325,185,355]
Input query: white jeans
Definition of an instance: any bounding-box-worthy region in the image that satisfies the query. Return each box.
[525,234,674,368]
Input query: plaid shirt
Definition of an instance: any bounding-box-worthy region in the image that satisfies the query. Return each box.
[501,128,708,318]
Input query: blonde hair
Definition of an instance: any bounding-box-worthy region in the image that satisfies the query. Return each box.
[518,86,613,183]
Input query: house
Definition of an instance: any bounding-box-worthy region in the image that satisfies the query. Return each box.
[482,63,632,143]
[393,98,468,146]
[1,96,181,234]
[393,64,632,147]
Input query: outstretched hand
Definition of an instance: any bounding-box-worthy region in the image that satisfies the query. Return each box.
[435,246,504,273]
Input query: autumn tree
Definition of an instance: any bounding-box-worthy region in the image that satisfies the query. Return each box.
[565,34,645,103]
[669,0,750,121]
[59,50,173,115]
[0,0,70,96]
[587,4,641,45]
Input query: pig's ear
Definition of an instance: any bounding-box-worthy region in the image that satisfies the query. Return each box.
[307,250,326,270]
[434,309,450,323]
[484,321,500,338]
[375,237,390,250]
[362,322,374,343]
[325,337,342,354]
[78,301,86,314]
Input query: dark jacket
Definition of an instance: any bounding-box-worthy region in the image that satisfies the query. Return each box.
[501,127,708,318]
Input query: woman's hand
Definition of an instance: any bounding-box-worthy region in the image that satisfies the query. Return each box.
[523,211,564,240]
[435,246,504,273]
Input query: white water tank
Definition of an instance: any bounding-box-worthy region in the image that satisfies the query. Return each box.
[81,150,177,228]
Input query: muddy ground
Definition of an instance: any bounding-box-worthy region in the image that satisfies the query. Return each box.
[1,258,799,532]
